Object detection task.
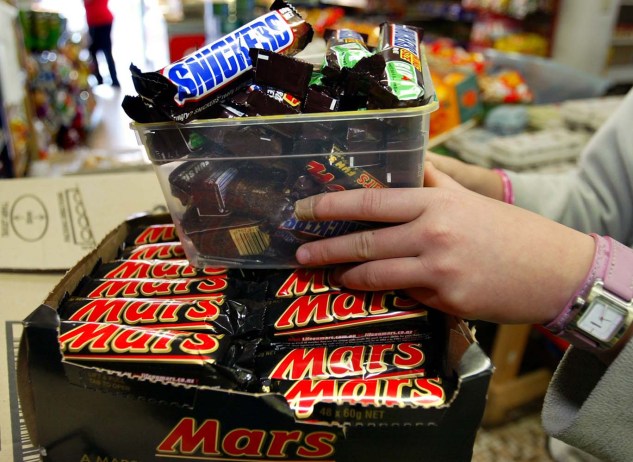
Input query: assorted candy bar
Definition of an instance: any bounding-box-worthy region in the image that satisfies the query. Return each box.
[58,297,238,336]
[72,275,257,301]
[56,219,452,417]
[369,23,429,108]
[91,259,227,279]
[130,0,313,123]
[279,376,447,421]
[123,9,436,266]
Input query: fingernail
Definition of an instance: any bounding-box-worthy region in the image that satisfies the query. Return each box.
[295,246,311,264]
[294,197,314,220]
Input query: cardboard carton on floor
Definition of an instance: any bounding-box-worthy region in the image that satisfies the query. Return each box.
[0,171,165,270]
[17,214,493,462]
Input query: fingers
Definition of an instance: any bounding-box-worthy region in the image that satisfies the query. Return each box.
[296,222,420,265]
[330,257,433,292]
[424,160,467,191]
[294,188,425,223]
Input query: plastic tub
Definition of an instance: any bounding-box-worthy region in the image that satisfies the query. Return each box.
[132,98,438,268]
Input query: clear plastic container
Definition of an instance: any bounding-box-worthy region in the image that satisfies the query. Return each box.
[132,99,438,268]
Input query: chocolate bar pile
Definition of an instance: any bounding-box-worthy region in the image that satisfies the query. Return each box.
[124,1,431,124]
[124,1,435,267]
[56,220,452,422]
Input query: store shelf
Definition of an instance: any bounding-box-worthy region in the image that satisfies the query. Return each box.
[606,64,633,84]
[612,35,633,46]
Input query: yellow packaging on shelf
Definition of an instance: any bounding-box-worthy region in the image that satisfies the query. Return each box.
[430,69,482,139]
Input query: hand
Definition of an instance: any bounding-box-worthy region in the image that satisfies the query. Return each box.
[427,152,505,200]
[294,161,595,325]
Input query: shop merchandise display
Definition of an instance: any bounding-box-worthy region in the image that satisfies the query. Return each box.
[126,0,438,267]
[18,214,492,461]
[15,5,494,460]
[19,9,96,156]
[442,94,626,172]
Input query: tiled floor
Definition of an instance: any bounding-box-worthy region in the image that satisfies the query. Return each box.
[473,409,554,461]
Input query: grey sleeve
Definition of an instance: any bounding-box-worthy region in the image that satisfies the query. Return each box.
[542,343,633,462]
[506,89,633,460]
[506,89,633,246]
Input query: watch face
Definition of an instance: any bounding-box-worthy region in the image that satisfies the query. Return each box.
[576,298,626,342]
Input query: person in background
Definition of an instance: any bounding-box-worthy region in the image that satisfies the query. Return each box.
[83,0,120,87]
[293,88,633,462]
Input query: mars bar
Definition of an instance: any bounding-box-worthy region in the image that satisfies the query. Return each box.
[58,297,238,336]
[91,259,227,280]
[58,320,252,389]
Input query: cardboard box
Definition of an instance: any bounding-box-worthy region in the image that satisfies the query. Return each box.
[0,171,166,270]
[18,214,493,462]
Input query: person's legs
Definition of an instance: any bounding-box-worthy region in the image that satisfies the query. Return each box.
[99,23,120,87]
[87,27,103,85]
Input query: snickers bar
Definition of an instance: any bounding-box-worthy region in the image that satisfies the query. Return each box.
[130,0,313,123]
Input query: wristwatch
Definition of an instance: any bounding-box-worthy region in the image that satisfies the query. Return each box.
[548,235,633,353]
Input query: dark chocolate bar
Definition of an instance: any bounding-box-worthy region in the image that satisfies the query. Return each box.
[181,210,272,259]
[249,48,313,100]
[246,86,302,116]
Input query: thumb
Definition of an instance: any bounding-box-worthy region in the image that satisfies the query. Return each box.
[424,160,467,190]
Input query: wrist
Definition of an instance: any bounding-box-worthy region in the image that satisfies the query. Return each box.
[545,234,607,333]
[492,169,513,204]
[545,235,633,359]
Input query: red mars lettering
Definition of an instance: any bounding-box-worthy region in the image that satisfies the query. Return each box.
[156,418,336,459]
[268,343,426,380]
[274,268,336,298]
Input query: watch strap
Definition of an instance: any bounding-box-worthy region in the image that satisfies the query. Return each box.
[544,234,633,351]
[544,234,609,334]
[604,238,633,301]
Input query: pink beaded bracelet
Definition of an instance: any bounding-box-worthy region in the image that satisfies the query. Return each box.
[493,168,514,204]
